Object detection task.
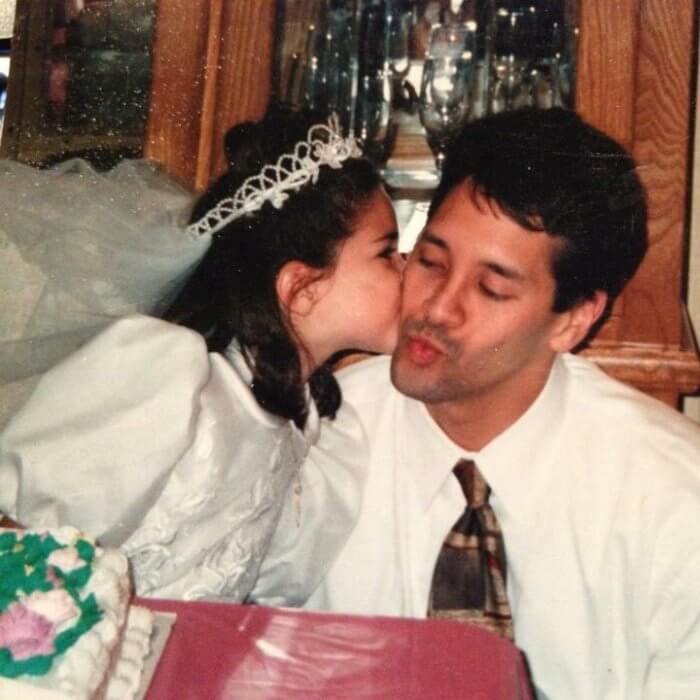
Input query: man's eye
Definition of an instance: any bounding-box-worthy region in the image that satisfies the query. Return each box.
[418,255,437,268]
[479,283,511,301]
[379,245,398,259]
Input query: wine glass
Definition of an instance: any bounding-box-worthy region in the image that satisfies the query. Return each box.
[300,7,355,131]
[385,1,412,82]
[419,51,474,170]
[355,68,395,164]
[488,4,537,114]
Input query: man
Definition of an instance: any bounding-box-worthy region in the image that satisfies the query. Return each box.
[255,108,700,698]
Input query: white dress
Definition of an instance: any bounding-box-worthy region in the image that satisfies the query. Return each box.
[0,157,369,602]
[0,314,367,601]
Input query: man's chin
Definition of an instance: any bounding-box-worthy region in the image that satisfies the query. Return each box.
[390,350,440,400]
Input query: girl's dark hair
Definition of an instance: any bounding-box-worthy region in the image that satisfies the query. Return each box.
[164,106,382,428]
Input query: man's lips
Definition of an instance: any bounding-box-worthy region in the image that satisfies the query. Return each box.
[405,335,444,365]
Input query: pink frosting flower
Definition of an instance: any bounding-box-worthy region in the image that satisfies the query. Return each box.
[0,603,55,660]
[22,590,79,632]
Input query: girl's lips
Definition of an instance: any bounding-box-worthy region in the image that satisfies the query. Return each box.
[406,336,443,365]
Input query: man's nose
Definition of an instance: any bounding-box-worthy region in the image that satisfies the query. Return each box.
[422,281,465,328]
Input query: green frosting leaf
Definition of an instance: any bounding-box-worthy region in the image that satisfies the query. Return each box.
[0,648,53,678]
[0,532,106,679]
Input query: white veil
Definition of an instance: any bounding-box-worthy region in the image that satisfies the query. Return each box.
[0,157,211,427]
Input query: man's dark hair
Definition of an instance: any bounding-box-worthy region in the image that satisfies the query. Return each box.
[165,105,382,428]
[431,107,648,320]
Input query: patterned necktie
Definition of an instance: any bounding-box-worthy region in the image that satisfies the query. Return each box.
[428,459,513,639]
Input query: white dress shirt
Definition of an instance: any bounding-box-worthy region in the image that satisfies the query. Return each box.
[0,315,367,602]
[256,353,700,699]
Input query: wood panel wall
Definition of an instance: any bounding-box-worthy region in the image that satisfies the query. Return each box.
[145,0,276,191]
[576,0,699,403]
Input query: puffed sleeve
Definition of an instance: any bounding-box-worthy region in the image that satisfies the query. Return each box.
[0,315,210,546]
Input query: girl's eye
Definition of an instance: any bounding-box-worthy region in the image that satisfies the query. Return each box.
[378,246,404,271]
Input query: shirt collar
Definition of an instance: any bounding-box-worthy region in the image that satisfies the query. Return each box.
[401,398,473,512]
[475,355,567,519]
[401,355,567,515]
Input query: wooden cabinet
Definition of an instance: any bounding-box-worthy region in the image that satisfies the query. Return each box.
[574,0,700,405]
[5,0,700,406]
[145,0,277,192]
[146,0,699,406]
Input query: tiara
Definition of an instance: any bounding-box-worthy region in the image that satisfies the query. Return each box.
[187,115,363,238]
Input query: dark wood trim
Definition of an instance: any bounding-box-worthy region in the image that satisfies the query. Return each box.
[584,306,700,404]
[145,0,212,189]
[0,0,54,161]
[145,0,275,191]
[576,0,696,350]
[584,342,700,396]
[207,0,276,183]
[622,0,695,345]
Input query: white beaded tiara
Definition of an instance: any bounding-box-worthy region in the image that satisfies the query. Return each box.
[187,115,363,238]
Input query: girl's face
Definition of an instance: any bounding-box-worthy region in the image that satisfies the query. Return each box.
[303,187,403,365]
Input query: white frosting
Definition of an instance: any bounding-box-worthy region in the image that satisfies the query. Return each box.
[0,528,153,700]
[104,606,155,700]
[47,546,86,573]
[20,590,80,634]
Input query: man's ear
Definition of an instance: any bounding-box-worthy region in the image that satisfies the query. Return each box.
[549,291,608,353]
[276,261,320,316]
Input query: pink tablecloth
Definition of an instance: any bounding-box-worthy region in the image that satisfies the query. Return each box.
[139,598,533,699]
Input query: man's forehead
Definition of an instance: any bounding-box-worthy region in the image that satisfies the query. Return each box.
[428,180,551,244]
[430,180,509,224]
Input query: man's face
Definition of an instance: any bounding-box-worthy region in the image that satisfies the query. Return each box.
[391,182,572,409]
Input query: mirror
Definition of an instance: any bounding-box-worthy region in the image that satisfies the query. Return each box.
[1,0,156,169]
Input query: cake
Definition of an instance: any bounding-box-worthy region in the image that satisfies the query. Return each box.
[0,526,154,700]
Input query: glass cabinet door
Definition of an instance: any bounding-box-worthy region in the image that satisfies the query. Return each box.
[1,0,156,168]
[273,1,579,172]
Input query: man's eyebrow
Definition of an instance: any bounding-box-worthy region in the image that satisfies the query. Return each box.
[420,229,526,281]
[417,230,448,249]
[484,261,526,282]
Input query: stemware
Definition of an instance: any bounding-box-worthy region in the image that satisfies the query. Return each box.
[419,22,476,170]
[385,1,412,82]
[488,4,537,114]
[419,52,474,170]
[299,4,356,131]
[352,0,396,163]
[355,68,394,164]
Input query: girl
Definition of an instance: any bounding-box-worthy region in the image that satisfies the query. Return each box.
[0,107,403,601]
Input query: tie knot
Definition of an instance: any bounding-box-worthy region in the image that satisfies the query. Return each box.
[453,459,490,507]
